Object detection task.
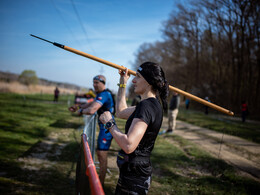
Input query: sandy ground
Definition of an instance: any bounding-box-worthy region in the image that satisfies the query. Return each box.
[160,117,260,182]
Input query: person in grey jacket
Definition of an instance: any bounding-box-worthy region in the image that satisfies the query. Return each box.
[167,92,180,133]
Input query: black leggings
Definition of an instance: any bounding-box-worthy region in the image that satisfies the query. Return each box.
[115,171,151,195]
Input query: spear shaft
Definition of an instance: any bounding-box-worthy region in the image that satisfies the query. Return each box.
[30,34,234,116]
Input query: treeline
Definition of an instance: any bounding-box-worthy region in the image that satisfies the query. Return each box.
[131,0,260,118]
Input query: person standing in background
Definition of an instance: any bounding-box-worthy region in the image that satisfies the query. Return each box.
[131,95,141,106]
[54,87,60,102]
[185,98,190,109]
[241,100,248,122]
[167,92,180,133]
[204,96,210,115]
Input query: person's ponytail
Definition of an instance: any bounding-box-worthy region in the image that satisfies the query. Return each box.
[158,69,169,111]
[137,62,169,111]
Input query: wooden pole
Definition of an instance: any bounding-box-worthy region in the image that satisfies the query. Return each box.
[30,35,234,116]
[64,46,137,75]
[63,45,234,116]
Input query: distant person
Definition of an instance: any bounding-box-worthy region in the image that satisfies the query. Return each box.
[54,87,60,102]
[85,88,96,98]
[68,75,114,186]
[84,88,96,104]
[241,100,248,122]
[204,96,211,115]
[167,92,180,133]
[131,95,141,106]
[185,98,190,109]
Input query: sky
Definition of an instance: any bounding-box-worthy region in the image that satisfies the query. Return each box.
[0,0,179,92]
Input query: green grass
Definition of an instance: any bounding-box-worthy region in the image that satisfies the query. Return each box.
[149,135,260,195]
[0,93,82,194]
[0,93,259,194]
[178,107,260,144]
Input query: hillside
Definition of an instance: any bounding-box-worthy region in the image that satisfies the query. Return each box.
[0,71,86,94]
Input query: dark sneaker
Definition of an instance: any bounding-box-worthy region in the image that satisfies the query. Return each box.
[166,129,173,133]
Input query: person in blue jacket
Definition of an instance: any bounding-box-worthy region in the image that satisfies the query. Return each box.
[69,75,114,186]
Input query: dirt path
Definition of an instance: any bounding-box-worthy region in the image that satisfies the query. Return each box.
[16,117,260,187]
[17,130,69,171]
[161,117,260,182]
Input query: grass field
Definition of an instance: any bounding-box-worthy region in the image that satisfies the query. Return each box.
[0,93,82,194]
[178,108,260,144]
[0,93,259,194]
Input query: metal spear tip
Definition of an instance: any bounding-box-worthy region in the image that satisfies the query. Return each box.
[30,34,53,44]
[30,34,39,38]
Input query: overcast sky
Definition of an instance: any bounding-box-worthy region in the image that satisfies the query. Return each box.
[0,0,180,92]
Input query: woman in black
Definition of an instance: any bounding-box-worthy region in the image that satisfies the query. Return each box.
[99,62,169,194]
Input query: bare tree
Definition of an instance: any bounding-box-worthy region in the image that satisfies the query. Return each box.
[132,0,260,118]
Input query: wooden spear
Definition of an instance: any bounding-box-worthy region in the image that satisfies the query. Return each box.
[30,34,234,116]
